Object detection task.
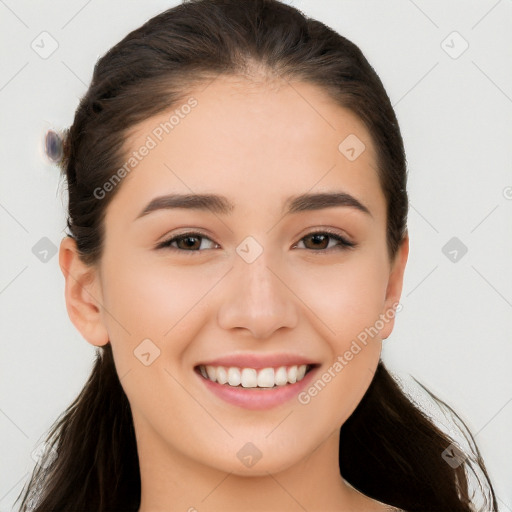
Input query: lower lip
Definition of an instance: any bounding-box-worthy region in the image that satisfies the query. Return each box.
[196,367,318,410]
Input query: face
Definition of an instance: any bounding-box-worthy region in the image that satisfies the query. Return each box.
[62,74,408,478]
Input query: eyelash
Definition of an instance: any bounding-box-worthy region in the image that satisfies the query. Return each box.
[155,229,356,254]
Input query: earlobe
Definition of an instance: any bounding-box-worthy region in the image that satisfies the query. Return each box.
[380,233,409,339]
[58,236,109,348]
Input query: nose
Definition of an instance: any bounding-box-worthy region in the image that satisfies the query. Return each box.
[217,250,300,339]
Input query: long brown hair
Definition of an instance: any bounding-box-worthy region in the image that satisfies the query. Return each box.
[16,1,497,510]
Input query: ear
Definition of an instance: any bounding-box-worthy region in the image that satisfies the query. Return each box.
[380,233,409,340]
[58,236,109,348]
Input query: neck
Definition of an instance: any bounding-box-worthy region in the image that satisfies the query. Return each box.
[135,423,384,511]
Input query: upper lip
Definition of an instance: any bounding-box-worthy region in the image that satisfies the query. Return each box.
[195,353,319,370]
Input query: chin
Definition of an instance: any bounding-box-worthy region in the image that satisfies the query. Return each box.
[196,440,306,477]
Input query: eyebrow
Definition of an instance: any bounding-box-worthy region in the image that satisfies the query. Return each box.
[135,191,372,220]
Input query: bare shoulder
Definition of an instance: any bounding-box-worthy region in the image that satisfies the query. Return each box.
[353,494,404,512]
[344,483,404,512]
[369,502,404,512]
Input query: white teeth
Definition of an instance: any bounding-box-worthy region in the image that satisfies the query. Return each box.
[198,364,310,388]
[257,368,275,388]
[228,367,241,386]
[287,366,297,384]
[241,368,257,388]
[216,366,228,385]
[274,366,288,386]
[206,365,216,382]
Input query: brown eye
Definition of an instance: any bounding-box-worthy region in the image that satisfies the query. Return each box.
[175,235,202,250]
[156,230,355,254]
[295,231,355,252]
[303,233,330,250]
[157,233,217,252]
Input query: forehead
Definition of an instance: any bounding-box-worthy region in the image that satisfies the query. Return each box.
[107,75,385,222]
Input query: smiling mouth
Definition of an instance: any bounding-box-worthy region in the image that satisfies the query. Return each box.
[195,364,317,389]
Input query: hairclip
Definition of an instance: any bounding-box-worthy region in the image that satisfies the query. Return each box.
[44,129,64,163]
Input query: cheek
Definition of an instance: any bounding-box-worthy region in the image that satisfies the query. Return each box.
[292,251,390,347]
[299,344,381,434]
[289,253,388,419]
[99,254,223,363]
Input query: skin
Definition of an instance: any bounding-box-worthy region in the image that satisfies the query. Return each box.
[59,73,408,511]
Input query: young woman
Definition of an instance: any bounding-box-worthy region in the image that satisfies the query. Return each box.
[17,0,497,510]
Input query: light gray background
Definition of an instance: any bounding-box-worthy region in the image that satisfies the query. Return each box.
[1,1,511,510]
